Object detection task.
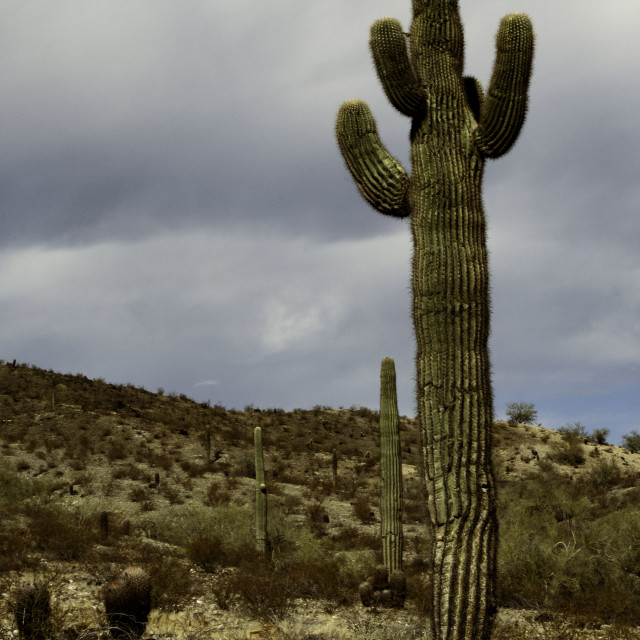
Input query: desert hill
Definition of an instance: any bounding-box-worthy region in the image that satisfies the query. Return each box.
[2,360,640,639]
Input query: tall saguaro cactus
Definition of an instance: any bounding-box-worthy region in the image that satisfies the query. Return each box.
[379,357,403,573]
[335,2,534,639]
[254,426,268,555]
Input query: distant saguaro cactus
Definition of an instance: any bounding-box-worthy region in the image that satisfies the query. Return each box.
[204,427,212,463]
[335,0,534,637]
[254,426,268,555]
[379,357,403,573]
[99,510,109,541]
[103,566,151,639]
[13,582,51,640]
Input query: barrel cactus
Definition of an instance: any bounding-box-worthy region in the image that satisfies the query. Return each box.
[359,564,406,609]
[103,566,151,639]
[335,1,534,638]
[379,357,403,573]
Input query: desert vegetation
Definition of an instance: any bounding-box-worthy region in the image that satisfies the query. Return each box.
[2,361,640,639]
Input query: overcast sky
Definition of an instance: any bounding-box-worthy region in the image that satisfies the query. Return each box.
[1,1,639,444]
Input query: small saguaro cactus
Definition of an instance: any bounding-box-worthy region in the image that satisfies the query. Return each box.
[332,448,339,490]
[205,428,212,463]
[103,566,151,639]
[335,1,534,638]
[99,510,109,541]
[379,357,403,574]
[254,426,268,555]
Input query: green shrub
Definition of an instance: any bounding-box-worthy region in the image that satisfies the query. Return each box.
[0,464,52,510]
[590,428,610,445]
[558,422,588,441]
[622,430,640,454]
[549,425,586,466]
[583,459,621,496]
[505,402,538,425]
[144,503,254,557]
[29,507,97,561]
[497,469,640,623]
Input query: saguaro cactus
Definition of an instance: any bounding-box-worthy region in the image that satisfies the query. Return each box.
[335,2,534,639]
[379,357,403,573]
[254,426,268,554]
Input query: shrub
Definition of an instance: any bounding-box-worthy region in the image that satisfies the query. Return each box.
[185,535,225,572]
[558,422,588,441]
[128,487,150,503]
[226,561,291,623]
[549,425,586,466]
[0,528,37,571]
[352,495,375,524]
[29,507,97,561]
[143,503,254,558]
[179,460,209,477]
[332,527,380,554]
[146,557,193,611]
[590,428,610,445]
[203,479,230,507]
[12,582,51,640]
[306,501,330,536]
[106,441,128,461]
[622,430,640,454]
[583,459,621,496]
[505,402,537,425]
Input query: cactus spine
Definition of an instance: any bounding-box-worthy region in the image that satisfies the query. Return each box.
[254,426,268,555]
[379,357,403,573]
[335,2,534,639]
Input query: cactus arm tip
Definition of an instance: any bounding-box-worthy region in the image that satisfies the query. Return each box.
[476,12,535,159]
[370,18,425,118]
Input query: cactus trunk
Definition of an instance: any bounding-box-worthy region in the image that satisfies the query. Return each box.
[254,426,268,555]
[379,357,404,573]
[335,1,534,638]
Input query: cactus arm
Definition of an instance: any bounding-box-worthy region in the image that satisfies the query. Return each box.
[476,13,535,159]
[370,18,425,117]
[336,100,410,218]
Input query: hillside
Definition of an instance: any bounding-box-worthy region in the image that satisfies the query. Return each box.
[2,360,640,639]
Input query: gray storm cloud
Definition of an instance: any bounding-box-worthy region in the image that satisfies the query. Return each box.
[1,0,639,441]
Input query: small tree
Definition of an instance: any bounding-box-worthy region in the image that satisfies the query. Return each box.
[505,402,538,425]
[590,427,610,445]
[622,430,640,454]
